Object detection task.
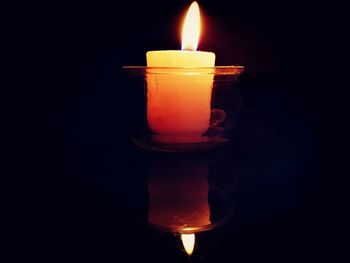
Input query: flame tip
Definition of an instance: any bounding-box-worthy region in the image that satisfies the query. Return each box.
[181,1,201,51]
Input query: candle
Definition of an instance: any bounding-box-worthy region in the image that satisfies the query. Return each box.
[146,1,215,144]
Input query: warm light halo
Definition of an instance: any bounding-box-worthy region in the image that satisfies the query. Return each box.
[181,1,200,51]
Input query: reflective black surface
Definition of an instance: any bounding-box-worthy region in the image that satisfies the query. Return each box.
[14,69,323,262]
[28,71,319,262]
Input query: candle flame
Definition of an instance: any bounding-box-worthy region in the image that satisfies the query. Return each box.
[181,234,195,256]
[181,1,200,51]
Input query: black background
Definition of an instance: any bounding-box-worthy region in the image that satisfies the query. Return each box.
[9,0,331,262]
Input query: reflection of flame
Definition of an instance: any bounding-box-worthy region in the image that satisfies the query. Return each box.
[181,234,195,256]
[181,1,200,51]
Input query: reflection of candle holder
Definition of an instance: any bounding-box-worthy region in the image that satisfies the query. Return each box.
[123,66,244,153]
[147,155,237,256]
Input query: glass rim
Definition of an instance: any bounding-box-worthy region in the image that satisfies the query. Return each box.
[148,205,235,234]
[122,66,244,75]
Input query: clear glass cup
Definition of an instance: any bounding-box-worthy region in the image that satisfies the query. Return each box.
[123,66,244,153]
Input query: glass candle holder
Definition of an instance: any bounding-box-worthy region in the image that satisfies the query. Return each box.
[123,66,244,153]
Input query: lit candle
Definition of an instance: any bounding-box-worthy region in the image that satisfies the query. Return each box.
[146,1,215,144]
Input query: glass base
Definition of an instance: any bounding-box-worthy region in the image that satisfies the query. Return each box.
[131,137,228,153]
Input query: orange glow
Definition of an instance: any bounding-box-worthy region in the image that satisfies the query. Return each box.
[181,234,195,256]
[181,1,200,51]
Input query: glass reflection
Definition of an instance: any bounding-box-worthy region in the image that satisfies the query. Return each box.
[148,158,211,233]
[147,153,237,257]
